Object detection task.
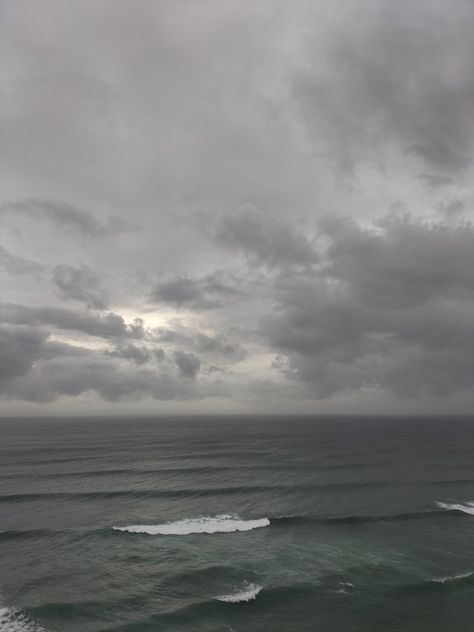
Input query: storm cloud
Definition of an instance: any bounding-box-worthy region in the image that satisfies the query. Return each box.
[265,215,474,398]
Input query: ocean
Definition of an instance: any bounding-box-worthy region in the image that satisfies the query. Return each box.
[1,416,474,632]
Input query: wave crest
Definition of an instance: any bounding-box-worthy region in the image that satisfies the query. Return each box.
[113,514,270,535]
[400,571,474,594]
[215,583,262,603]
[431,571,474,584]
[436,501,474,515]
[270,508,464,526]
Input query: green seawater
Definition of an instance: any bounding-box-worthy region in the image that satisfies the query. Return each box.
[1,416,474,631]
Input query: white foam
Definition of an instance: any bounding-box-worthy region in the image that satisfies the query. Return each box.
[215,583,262,603]
[0,606,46,632]
[436,501,474,515]
[113,514,270,535]
[431,571,473,584]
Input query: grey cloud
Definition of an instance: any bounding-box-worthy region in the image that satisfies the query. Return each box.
[0,323,100,385]
[0,245,43,276]
[210,205,318,268]
[153,278,200,305]
[41,339,92,360]
[53,264,107,309]
[4,356,197,403]
[0,199,135,236]
[0,303,139,339]
[295,1,474,175]
[438,199,466,220]
[128,318,146,339]
[266,215,474,398]
[321,214,474,306]
[153,325,246,362]
[2,0,474,413]
[151,271,239,310]
[202,365,230,375]
[0,324,48,384]
[382,341,474,399]
[174,350,201,379]
[106,343,152,366]
[419,174,455,189]
[196,333,246,361]
[153,348,166,361]
[0,323,196,402]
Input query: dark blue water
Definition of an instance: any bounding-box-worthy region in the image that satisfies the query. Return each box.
[1,416,474,631]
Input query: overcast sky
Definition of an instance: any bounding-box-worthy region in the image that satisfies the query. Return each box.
[1,0,473,416]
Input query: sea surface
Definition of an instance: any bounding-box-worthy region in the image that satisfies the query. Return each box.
[1,416,474,632]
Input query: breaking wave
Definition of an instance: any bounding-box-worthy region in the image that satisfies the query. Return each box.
[113,514,270,535]
[399,571,474,594]
[0,605,46,632]
[430,571,474,584]
[436,501,474,515]
[215,583,263,603]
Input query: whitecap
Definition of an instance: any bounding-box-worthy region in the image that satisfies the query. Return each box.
[215,583,262,603]
[431,571,473,584]
[113,514,270,535]
[436,501,474,515]
[0,605,46,632]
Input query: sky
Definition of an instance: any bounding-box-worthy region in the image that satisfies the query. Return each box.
[1,0,473,416]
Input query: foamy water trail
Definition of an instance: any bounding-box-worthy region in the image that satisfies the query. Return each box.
[215,583,262,603]
[0,605,46,632]
[436,501,474,515]
[113,514,270,535]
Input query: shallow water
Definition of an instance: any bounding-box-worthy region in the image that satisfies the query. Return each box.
[1,416,474,631]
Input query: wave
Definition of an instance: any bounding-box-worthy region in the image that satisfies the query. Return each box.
[0,529,52,541]
[2,507,465,543]
[270,507,468,526]
[113,514,270,535]
[215,583,262,603]
[0,486,281,504]
[101,584,318,632]
[33,465,242,479]
[1,506,467,543]
[431,571,474,584]
[0,605,46,632]
[436,501,474,515]
[0,480,395,505]
[399,571,474,595]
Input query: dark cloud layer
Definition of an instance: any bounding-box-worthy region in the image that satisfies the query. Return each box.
[5,356,197,403]
[0,322,198,403]
[0,303,138,339]
[1,0,473,414]
[266,215,474,399]
[295,1,474,175]
[0,324,47,384]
